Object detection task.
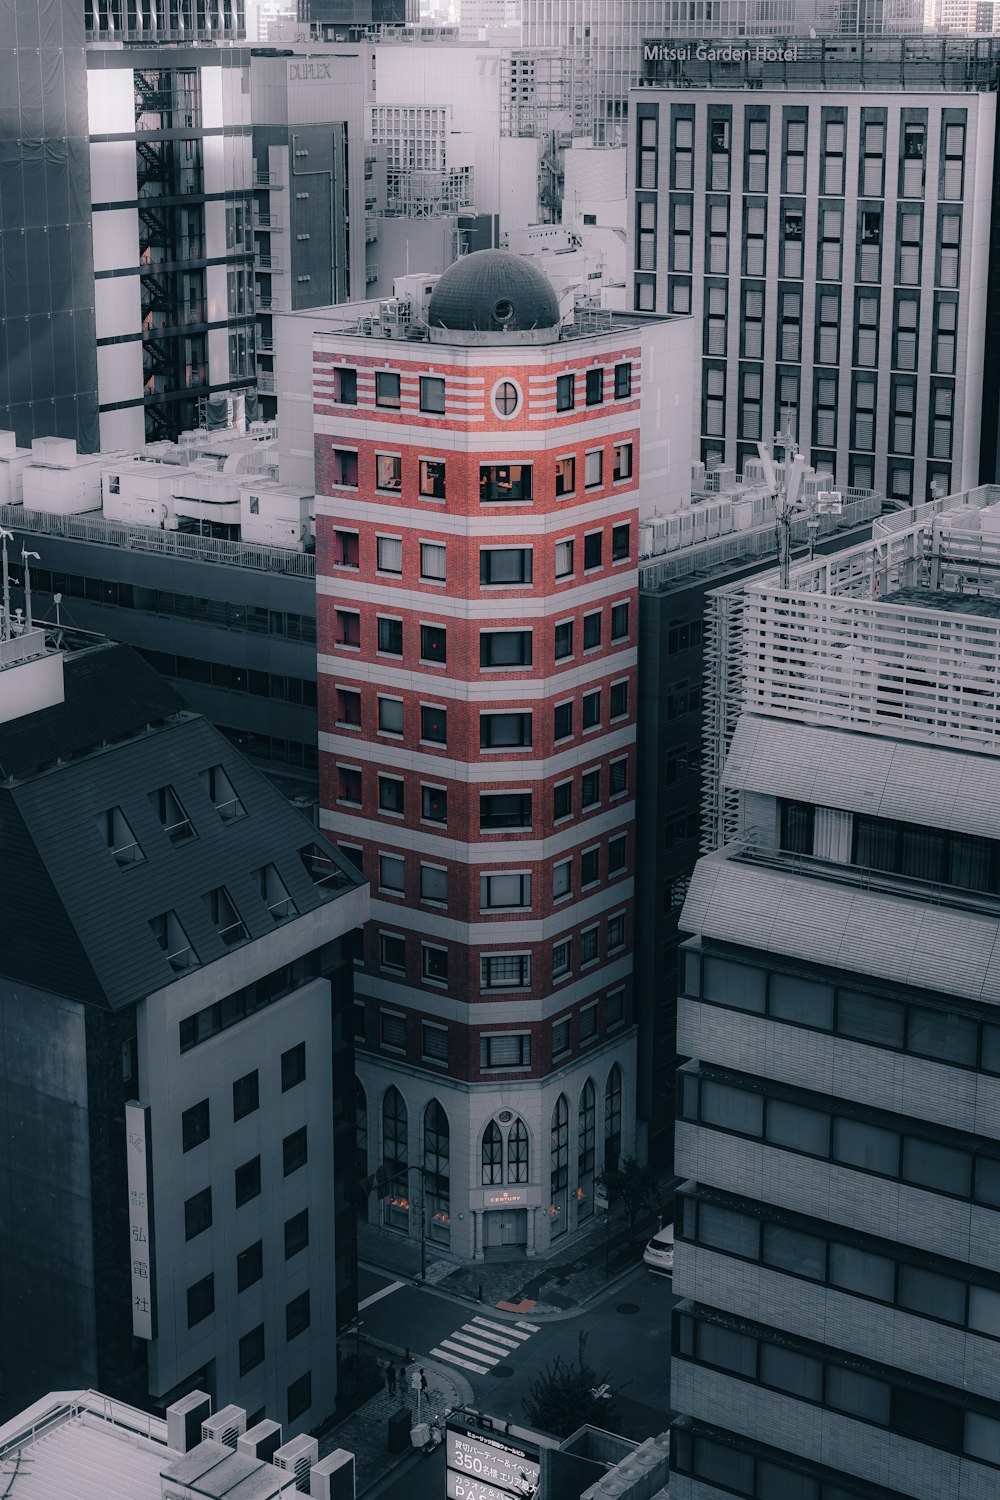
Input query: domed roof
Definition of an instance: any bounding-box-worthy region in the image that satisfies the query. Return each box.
[427,250,561,344]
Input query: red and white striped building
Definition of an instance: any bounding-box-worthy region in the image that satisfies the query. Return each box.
[313,251,674,1261]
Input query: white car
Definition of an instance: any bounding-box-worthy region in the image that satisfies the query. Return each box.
[643,1222,674,1275]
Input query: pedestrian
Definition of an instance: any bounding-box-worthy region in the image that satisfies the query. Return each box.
[397,1364,408,1401]
[386,1363,396,1398]
[419,1368,428,1393]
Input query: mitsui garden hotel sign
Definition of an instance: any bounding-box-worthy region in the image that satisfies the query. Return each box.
[643,39,801,63]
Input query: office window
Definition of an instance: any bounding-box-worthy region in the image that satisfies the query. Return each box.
[553,779,572,820]
[204,885,247,948]
[898,208,922,286]
[337,688,361,728]
[610,757,628,796]
[233,1071,259,1122]
[376,369,400,407]
[481,872,531,910]
[240,1324,265,1375]
[939,212,961,289]
[934,298,957,374]
[669,278,691,314]
[481,1032,531,1069]
[614,362,632,399]
[286,1291,310,1343]
[745,116,768,192]
[182,1100,210,1152]
[150,784,194,845]
[376,537,403,579]
[608,914,625,952]
[613,443,633,482]
[901,121,925,197]
[375,456,402,495]
[580,925,599,963]
[380,1011,406,1053]
[332,529,359,569]
[855,293,879,367]
[709,114,730,191]
[609,834,627,874]
[480,792,532,830]
[707,202,728,274]
[784,117,806,194]
[555,538,574,578]
[583,690,601,730]
[237,1240,263,1291]
[481,954,531,991]
[554,454,576,498]
[553,859,572,900]
[420,864,448,904]
[480,547,532,585]
[378,697,404,736]
[420,624,447,665]
[818,204,842,281]
[380,933,405,974]
[740,367,762,442]
[422,784,447,823]
[422,944,448,984]
[235,1155,261,1207]
[822,117,845,194]
[941,120,965,199]
[585,450,603,489]
[672,113,692,189]
[554,700,573,740]
[581,768,601,808]
[185,1187,212,1241]
[853,376,877,450]
[742,286,763,360]
[815,290,840,367]
[554,621,574,660]
[705,366,725,438]
[553,939,571,978]
[636,198,656,272]
[338,766,361,805]
[815,375,838,450]
[931,384,954,460]
[420,542,446,581]
[420,376,445,413]
[336,608,360,648]
[586,368,604,405]
[705,284,727,357]
[859,209,882,281]
[422,1021,449,1061]
[671,200,692,272]
[551,1017,570,1056]
[378,775,404,815]
[187,1274,214,1328]
[744,204,765,278]
[579,1003,599,1042]
[481,711,532,749]
[287,1372,312,1424]
[480,463,532,503]
[781,209,803,279]
[891,379,915,454]
[556,373,575,410]
[283,1127,307,1176]
[419,459,446,500]
[282,1042,306,1093]
[331,366,357,405]
[861,117,885,197]
[379,856,404,899]
[583,611,602,650]
[480,630,532,668]
[377,617,403,655]
[610,680,629,719]
[637,109,659,188]
[285,1209,308,1259]
[331,449,358,487]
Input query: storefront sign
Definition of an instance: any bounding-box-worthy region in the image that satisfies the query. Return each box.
[485,1189,526,1208]
[446,1420,540,1498]
[125,1101,154,1340]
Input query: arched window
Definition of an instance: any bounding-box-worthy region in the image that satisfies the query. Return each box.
[424,1099,451,1245]
[508,1118,529,1184]
[356,1077,369,1219]
[604,1065,622,1175]
[550,1095,569,1239]
[577,1080,596,1220]
[482,1120,503,1186]
[382,1085,408,1232]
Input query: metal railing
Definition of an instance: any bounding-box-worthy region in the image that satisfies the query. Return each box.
[0,504,316,579]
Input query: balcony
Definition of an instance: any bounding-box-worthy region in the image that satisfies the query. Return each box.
[257,372,276,393]
[256,254,282,271]
[254,173,283,189]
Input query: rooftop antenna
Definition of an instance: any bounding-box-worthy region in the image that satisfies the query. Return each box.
[0,527,12,643]
[21,550,40,631]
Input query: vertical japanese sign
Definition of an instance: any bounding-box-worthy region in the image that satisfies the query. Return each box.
[125,1100,155,1340]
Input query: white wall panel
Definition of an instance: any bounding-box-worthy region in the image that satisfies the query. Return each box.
[89,141,137,205]
[92,209,139,274]
[97,341,143,408]
[208,327,230,385]
[95,274,141,342]
[100,406,146,454]
[87,68,135,135]
[205,265,228,324]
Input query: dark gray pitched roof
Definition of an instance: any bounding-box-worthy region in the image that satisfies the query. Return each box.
[0,644,363,1009]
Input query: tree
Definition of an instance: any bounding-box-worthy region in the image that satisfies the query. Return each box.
[598,1156,659,1248]
[523,1333,619,1439]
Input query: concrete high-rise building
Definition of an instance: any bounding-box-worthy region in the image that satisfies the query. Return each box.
[0,1,100,452]
[629,38,999,503]
[87,45,256,448]
[311,249,689,1264]
[670,484,1000,1498]
[0,626,366,1426]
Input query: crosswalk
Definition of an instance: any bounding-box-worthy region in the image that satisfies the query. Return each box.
[430,1314,541,1376]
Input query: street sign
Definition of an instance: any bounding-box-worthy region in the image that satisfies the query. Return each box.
[446,1419,540,1498]
[447,1470,526,1500]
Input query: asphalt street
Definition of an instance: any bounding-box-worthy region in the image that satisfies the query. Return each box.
[356,1256,678,1471]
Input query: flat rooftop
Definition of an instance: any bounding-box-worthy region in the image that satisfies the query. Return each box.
[885,585,1000,619]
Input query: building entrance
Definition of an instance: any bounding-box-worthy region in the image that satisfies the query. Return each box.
[483,1207,528,1250]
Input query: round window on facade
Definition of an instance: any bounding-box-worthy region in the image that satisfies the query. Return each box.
[492,379,522,419]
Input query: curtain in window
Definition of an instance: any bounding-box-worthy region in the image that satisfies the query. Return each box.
[814,806,853,862]
[947,832,993,892]
[900,825,944,882]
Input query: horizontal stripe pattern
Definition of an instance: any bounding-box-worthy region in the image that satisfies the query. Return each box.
[430,1315,537,1376]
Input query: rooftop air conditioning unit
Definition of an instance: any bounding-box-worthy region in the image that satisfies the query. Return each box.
[167,1391,212,1455]
[238,1420,283,1464]
[309,1449,355,1500]
[274,1434,319,1493]
[202,1405,246,1450]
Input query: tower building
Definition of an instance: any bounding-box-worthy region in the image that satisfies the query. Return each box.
[313,250,685,1262]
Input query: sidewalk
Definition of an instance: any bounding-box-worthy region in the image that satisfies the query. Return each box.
[318,1343,473,1495]
[359,1175,681,1317]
